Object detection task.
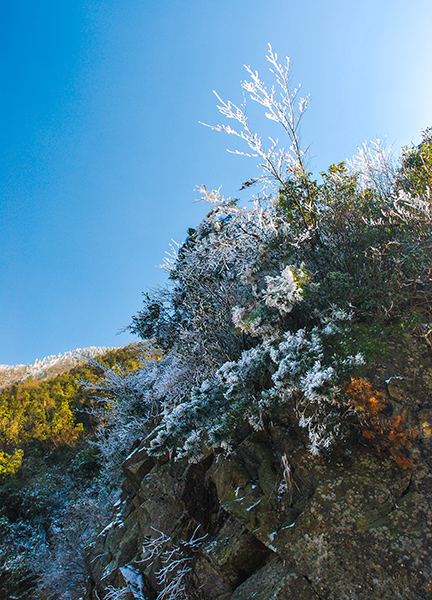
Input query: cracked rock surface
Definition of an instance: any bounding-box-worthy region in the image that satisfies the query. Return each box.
[85,334,432,599]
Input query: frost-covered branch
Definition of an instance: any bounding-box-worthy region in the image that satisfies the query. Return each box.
[201,44,310,200]
[347,139,398,199]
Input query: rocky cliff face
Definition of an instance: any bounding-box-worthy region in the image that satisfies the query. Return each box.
[84,333,432,600]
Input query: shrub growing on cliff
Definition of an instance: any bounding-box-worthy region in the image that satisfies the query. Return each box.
[84,343,162,485]
[122,47,431,463]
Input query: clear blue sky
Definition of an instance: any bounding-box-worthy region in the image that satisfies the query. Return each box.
[1,0,431,365]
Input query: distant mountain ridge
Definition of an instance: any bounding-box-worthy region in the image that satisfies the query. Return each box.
[0,346,113,389]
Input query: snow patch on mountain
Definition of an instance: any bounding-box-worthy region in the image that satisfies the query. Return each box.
[0,346,114,388]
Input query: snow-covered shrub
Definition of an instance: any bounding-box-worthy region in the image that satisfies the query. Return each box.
[110,47,431,464]
[148,308,367,459]
[0,467,114,600]
[129,187,280,370]
[83,344,162,485]
[33,483,113,600]
[262,264,307,315]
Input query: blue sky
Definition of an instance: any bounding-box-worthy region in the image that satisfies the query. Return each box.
[1,0,431,365]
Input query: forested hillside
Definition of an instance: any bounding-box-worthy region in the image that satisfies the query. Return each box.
[0,343,155,599]
[0,347,114,389]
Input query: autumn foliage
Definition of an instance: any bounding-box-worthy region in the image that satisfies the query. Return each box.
[345,378,417,469]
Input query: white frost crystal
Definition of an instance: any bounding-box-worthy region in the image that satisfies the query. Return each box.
[263,265,304,315]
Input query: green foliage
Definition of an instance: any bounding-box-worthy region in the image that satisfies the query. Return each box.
[275,160,432,321]
[277,172,319,230]
[0,343,145,480]
[0,370,85,464]
[399,127,432,199]
[0,343,146,599]
[0,449,23,477]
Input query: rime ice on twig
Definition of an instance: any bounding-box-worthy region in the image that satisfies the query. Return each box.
[201,44,310,193]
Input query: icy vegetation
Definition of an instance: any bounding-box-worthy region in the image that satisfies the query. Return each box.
[0,345,144,600]
[93,46,432,464]
[1,46,431,600]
